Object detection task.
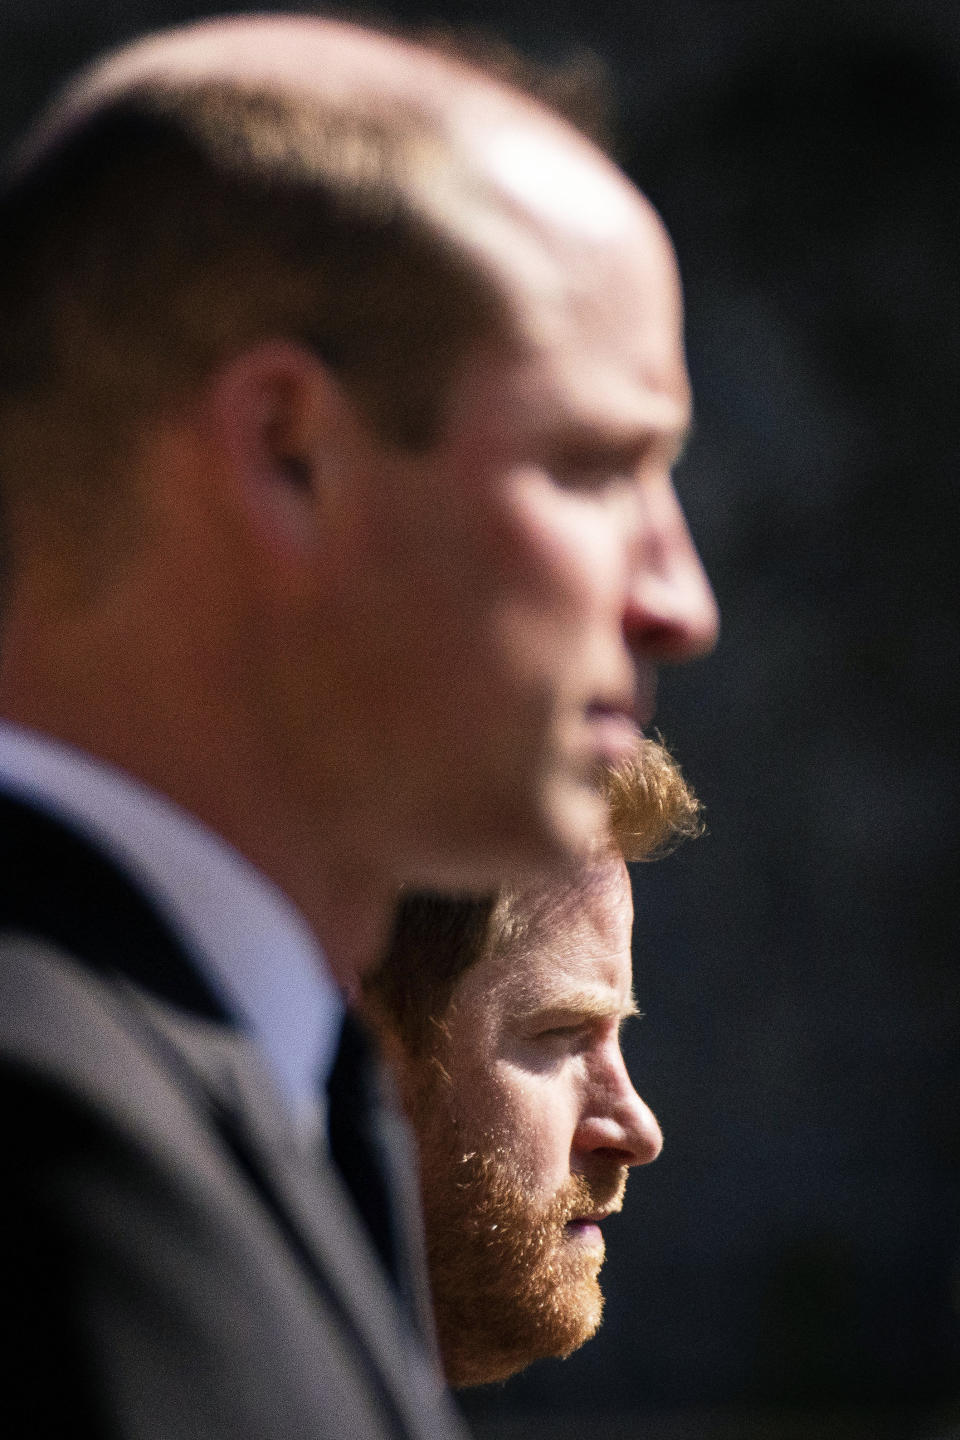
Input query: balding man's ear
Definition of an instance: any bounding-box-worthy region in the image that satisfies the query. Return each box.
[200,339,353,554]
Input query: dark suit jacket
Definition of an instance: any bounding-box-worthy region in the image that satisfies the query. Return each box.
[0,792,464,1440]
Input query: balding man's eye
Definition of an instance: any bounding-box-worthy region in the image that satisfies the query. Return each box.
[552,464,632,495]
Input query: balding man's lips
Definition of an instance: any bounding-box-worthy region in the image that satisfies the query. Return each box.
[586,668,657,758]
[585,701,642,764]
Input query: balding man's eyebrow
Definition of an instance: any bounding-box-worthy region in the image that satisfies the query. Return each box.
[547,412,694,480]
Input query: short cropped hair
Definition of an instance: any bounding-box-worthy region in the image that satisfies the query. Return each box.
[366,738,703,1055]
[0,73,505,529]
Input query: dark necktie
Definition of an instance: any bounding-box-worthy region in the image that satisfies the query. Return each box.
[326,1011,418,1322]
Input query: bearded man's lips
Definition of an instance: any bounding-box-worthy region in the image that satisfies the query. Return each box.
[564,1203,621,1246]
[564,1219,603,1246]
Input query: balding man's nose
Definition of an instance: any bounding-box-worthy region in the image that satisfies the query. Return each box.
[624,476,719,664]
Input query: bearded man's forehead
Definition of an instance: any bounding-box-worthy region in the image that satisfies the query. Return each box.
[493,855,626,950]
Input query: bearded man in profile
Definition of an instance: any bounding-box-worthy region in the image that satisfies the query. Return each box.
[366,738,701,1387]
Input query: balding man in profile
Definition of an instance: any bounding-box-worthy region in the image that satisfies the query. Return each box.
[0,14,717,1440]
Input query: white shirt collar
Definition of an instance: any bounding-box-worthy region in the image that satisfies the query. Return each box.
[0,721,343,1130]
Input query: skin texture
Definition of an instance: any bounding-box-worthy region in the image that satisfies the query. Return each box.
[0,17,718,989]
[401,858,661,1386]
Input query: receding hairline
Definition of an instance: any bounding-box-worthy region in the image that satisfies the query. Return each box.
[39,11,663,262]
[18,11,662,386]
[43,14,580,162]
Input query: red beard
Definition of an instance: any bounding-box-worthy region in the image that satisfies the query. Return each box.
[419,1136,627,1388]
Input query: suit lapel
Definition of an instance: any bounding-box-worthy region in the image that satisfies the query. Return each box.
[0,792,456,1440]
[0,791,228,1018]
[132,994,452,1436]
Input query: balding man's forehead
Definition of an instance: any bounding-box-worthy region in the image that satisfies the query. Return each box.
[477,125,643,246]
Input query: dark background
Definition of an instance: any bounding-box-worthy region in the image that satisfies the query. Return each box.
[2,2,958,1436]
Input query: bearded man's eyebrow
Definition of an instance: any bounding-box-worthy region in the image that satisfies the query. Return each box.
[510,991,640,1025]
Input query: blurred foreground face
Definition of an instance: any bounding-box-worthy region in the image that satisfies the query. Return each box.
[406,858,661,1386]
[314,124,718,891]
[0,16,717,905]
